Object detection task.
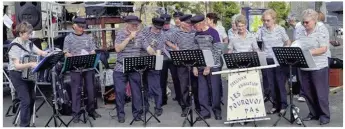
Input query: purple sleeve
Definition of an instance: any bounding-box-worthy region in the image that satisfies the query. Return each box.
[210,29,221,43]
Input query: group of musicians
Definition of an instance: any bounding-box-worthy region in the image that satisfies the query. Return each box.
[7,8,331,127]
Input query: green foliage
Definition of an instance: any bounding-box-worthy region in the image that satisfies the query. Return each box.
[156,2,205,15]
[267,2,291,28]
[250,15,263,32]
[211,2,240,31]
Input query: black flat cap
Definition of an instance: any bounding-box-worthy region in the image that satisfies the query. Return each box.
[152,17,165,29]
[73,17,86,24]
[173,12,184,18]
[179,14,192,23]
[160,14,171,24]
[191,14,205,24]
[124,15,142,24]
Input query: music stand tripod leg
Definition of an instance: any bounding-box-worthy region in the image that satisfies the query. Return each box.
[31,83,38,127]
[35,100,46,118]
[182,66,210,127]
[66,71,93,127]
[273,65,306,127]
[12,108,20,126]
[129,70,160,126]
[5,105,14,117]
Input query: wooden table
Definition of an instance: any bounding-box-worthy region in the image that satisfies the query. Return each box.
[86,16,124,49]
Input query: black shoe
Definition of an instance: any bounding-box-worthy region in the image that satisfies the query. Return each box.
[172,97,177,101]
[196,115,211,121]
[155,109,163,116]
[302,115,319,121]
[73,117,80,123]
[320,120,330,125]
[181,109,189,117]
[267,108,279,114]
[215,116,222,120]
[134,117,142,121]
[279,108,287,115]
[161,101,167,106]
[88,111,101,119]
[134,114,142,121]
[118,118,125,123]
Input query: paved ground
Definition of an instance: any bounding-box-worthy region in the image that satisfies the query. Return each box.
[2,80,343,127]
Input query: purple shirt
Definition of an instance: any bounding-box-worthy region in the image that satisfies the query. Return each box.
[195,27,221,43]
[194,27,222,68]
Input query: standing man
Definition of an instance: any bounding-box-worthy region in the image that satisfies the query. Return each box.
[113,15,143,123]
[136,17,167,116]
[63,17,101,123]
[172,12,184,28]
[159,14,181,106]
[166,14,200,117]
[191,15,223,121]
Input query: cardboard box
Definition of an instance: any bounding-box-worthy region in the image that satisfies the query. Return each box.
[329,69,343,87]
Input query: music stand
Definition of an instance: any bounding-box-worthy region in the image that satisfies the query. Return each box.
[63,54,99,127]
[223,52,274,104]
[222,52,262,69]
[125,56,162,126]
[222,52,270,127]
[272,47,313,127]
[31,51,67,127]
[169,50,212,127]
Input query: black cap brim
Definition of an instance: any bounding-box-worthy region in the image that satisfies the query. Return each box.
[154,25,163,29]
[127,20,142,24]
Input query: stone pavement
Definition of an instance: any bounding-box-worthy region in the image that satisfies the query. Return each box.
[2,82,343,127]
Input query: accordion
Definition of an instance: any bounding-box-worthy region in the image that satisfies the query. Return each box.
[21,55,40,81]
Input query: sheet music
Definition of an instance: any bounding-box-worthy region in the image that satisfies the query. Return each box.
[3,14,13,29]
[80,49,89,55]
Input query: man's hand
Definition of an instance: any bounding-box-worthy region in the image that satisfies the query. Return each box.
[146,47,156,55]
[193,67,198,77]
[65,52,73,57]
[129,31,137,40]
[203,67,210,76]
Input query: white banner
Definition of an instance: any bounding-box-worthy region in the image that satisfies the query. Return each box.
[227,70,266,121]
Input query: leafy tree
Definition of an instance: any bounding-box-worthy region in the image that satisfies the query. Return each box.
[211,2,240,31]
[267,2,291,28]
[156,2,205,15]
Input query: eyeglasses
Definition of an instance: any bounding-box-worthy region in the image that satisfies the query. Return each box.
[262,19,271,22]
[303,21,310,25]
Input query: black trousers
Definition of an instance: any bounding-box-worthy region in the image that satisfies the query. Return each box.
[177,67,200,111]
[9,71,35,127]
[160,59,181,105]
[70,70,96,117]
[299,67,330,122]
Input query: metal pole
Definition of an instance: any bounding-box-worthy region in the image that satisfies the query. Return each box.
[50,3,54,50]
